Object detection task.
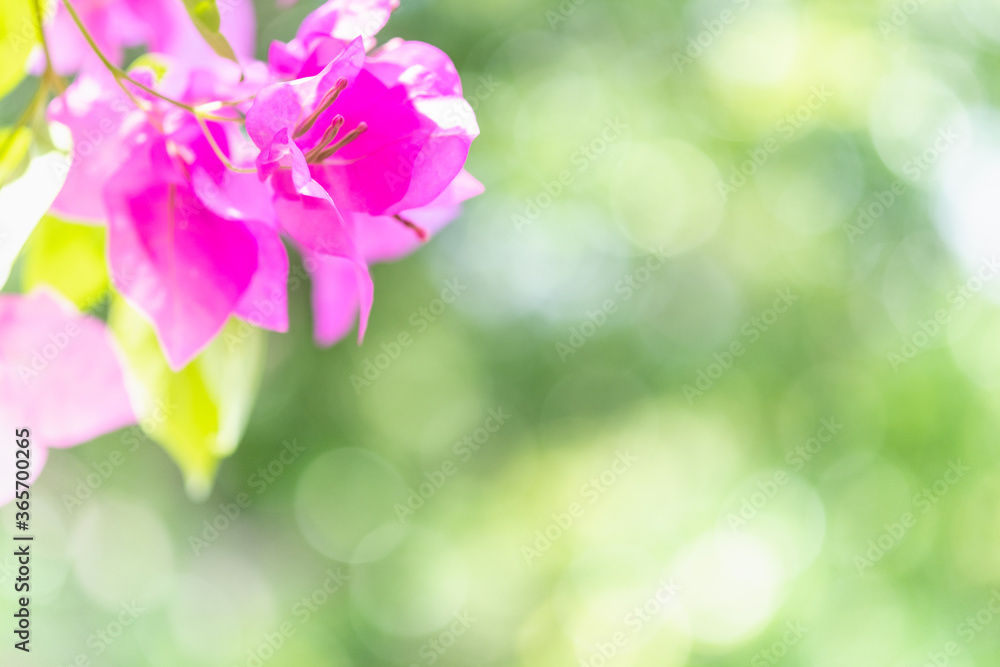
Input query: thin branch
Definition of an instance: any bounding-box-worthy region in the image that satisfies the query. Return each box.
[32,0,66,92]
[194,116,256,174]
[62,0,254,173]
[61,0,149,113]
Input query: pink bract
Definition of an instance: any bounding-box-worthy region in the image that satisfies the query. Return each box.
[0,291,136,505]
[38,0,481,366]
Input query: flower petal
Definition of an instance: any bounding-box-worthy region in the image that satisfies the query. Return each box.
[273,180,355,256]
[247,38,365,148]
[235,221,290,332]
[47,73,142,223]
[0,291,136,449]
[273,193,373,346]
[298,0,398,45]
[104,140,259,369]
[271,0,398,76]
[306,252,374,346]
[311,47,479,215]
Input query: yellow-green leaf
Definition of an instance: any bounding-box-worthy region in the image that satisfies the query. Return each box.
[0,0,37,100]
[127,53,170,83]
[109,298,267,499]
[21,215,109,310]
[180,0,239,64]
[0,126,31,184]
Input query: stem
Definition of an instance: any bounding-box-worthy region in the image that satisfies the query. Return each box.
[61,0,234,119]
[199,112,245,123]
[122,74,197,113]
[32,0,65,92]
[62,0,252,173]
[196,100,249,115]
[61,0,117,79]
[393,215,428,241]
[61,0,148,113]
[194,116,256,174]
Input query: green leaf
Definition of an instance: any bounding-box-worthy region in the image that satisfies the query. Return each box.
[0,126,31,183]
[0,148,69,289]
[109,298,267,499]
[21,215,109,310]
[127,53,170,83]
[180,0,240,64]
[0,0,37,100]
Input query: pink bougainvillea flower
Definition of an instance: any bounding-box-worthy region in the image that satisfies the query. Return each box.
[47,55,264,226]
[261,1,478,214]
[39,0,480,363]
[48,68,288,360]
[296,0,397,51]
[290,167,484,345]
[250,37,478,214]
[137,0,265,105]
[0,290,135,505]
[0,0,483,509]
[186,124,290,333]
[103,116,286,370]
[246,39,374,342]
[327,37,479,215]
[247,38,366,208]
[249,0,481,346]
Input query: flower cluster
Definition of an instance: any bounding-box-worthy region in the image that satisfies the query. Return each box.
[0,0,480,499]
[51,0,480,367]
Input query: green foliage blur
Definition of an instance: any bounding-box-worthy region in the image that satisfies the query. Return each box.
[5,0,1000,665]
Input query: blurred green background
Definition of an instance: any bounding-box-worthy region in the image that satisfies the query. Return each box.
[7,0,1000,664]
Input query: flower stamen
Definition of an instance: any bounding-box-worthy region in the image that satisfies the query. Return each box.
[308,122,368,163]
[302,115,345,162]
[293,78,348,138]
[393,214,428,241]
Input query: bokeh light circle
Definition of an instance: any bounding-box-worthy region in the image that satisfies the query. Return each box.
[295,448,411,563]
